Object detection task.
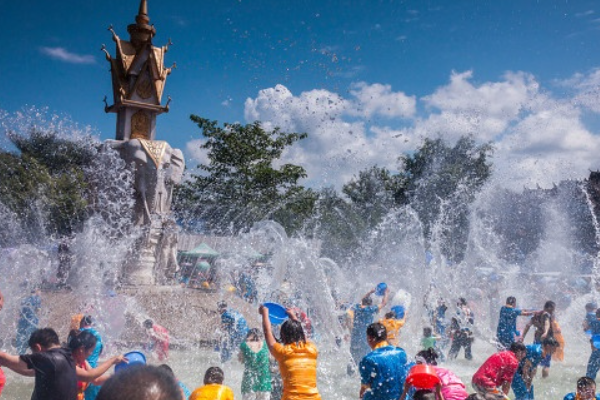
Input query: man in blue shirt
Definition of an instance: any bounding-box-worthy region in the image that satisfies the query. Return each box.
[359,322,409,400]
[15,289,42,355]
[564,376,600,400]
[587,309,600,379]
[351,287,389,364]
[511,337,559,400]
[218,301,249,362]
[496,297,535,350]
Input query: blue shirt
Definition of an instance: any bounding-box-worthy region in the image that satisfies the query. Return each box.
[564,393,600,400]
[221,309,249,340]
[20,295,41,326]
[520,344,543,372]
[497,306,522,341]
[590,319,600,336]
[81,327,103,367]
[360,344,408,400]
[352,305,380,337]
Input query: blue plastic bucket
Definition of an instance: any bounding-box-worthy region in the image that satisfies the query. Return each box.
[375,282,387,296]
[115,351,146,373]
[264,302,288,325]
[391,305,405,319]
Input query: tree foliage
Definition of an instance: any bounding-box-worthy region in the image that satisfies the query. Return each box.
[174,116,316,234]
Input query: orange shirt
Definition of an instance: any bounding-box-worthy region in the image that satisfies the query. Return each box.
[272,342,321,400]
[189,384,234,400]
[379,318,405,347]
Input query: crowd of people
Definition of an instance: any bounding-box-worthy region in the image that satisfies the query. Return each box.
[1,285,600,400]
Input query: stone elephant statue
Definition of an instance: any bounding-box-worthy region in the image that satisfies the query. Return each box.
[106,138,185,225]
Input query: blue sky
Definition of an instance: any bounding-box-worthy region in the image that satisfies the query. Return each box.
[2,0,600,188]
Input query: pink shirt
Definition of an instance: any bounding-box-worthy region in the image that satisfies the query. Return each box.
[472,351,519,390]
[435,366,468,400]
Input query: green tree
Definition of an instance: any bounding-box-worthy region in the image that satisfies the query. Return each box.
[175,116,315,234]
[400,136,493,262]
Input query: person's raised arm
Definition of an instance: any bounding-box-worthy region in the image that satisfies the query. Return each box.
[76,355,127,382]
[362,289,375,303]
[379,287,390,310]
[0,352,35,377]
[259,305,277,352]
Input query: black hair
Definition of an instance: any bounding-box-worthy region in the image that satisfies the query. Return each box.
[28,328,60,349]
[217,301,227,310]
[510,341,527,353]
[68,329,97,351]
[97,365,181,400]
[416,348,439,366]
[366,322,387,342]
[143,319,153,329]
[362,296,373,306]
[423,327,433,337]
[413,389,436,400]
[204,366,224,384]
[157,364,175,377]
[544,300,556,311]
[280,319,306,345]
[385,311,396,319]
[506,296,517,306]
[586,303,597,312]
[541,337,560,347]
[458,297,467,306]
[80,315,93,328]
[577,376,596,389]
[246,328,262,341]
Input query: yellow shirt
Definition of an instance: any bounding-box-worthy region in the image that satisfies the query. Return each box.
[379,318,405,347]
[272,342,321,400]
[189,384,234,400]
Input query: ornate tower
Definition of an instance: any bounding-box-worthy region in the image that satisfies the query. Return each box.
[102,0,174,141]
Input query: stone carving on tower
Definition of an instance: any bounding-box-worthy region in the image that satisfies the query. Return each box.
[103,0,185,286]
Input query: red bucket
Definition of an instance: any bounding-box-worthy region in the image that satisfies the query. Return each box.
[406,364,440,389]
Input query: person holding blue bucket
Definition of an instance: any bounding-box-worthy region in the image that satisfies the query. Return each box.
[258,302,321,400]
[350,284,389,364]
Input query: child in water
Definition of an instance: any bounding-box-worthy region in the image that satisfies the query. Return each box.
[421,327,440,351]
[189,366,234,400]
[239,328,272,400]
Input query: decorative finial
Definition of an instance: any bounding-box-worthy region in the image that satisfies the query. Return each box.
[128,0,155,47]
[136,0,150,25]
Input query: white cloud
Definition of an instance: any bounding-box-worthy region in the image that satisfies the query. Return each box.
[186,70,600,191]
[39,47,96,64]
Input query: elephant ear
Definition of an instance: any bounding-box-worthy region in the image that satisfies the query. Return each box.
[169,148,185,184]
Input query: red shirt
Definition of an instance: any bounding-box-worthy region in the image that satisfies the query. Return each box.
[472,351,519,389]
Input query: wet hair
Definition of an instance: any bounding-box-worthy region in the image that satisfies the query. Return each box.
[416,348,439,366]
[541,337,560,348]
[143,319,153,329]
[245,328,262,341]
[217,301,227,310]
[204,366,224,384]
[586,303,597,312]
[280,319,306,345]
[366,322,387,342]
[413,389,436,400]
[97,365,181,400]
[385,311,396,319]
[80,315,94,328]
[28,328,60,349]
[510,341,527,354]
[577,376,596,389]
[68,329,97,351]
[544,300,556,311]
[458,297,467,306]
[158,364,175,377]
[506,296,517,306]
[423,327,433,337]
[362,296,373,306]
